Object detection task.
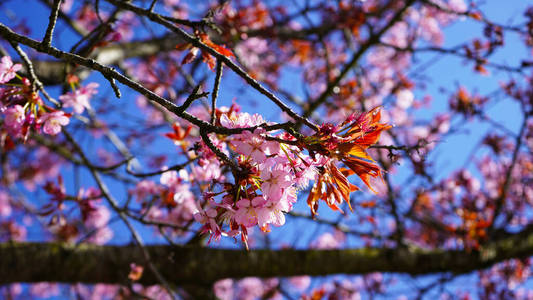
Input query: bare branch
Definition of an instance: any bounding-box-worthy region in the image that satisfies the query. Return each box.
[41,0,62,47]
[211,60,223,125]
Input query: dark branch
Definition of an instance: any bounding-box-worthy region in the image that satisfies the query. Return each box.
[41,0,62,47]
[2,225,533,285]
[0,23,300,137]
[104,0,319,131]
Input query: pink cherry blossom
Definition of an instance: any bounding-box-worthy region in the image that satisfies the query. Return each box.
[447,0,467,13]
[110,11,138,42]
[72,283,120,300]
[164,0,188,19]
[255,201,286,227]
[160,168,189,186]
[258,187,297,228]
[164,0,182,6]
[0,56,22,84]
[7,284,22,297]
[170,182,194,205]
[293,162,318,190]
[234,37,279,84]
[213,279,234,300]
[236,277,264,300]
[75,4,104,32]
[88,226,114,245]
[39,111,70,135]
[289,276,311,291]
[396,89,414,109]
[193,206,218,224]
[0,190,12,217]
[142,285,173,300]
[2,221,27,242]
[192,161,223,182]
[30,282,60,298]
[85,204,111,229]
[260,164,293,201]
[20,147,63,191]
[190,135,225,181]
[161,170,193,204]
[194,205,223,242]
[232,129,269,162]
[234,197,261,227]
[130,180,161,201]
[60,0,73,12]
[219,111,265,128]
[312,231,346,249]
[160,170,180,186]
[3,104,25,135]
[59,82,99,114]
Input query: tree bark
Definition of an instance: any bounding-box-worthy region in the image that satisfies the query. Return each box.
[1,226,533,285]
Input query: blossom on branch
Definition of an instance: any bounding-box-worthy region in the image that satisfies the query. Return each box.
[0,56,21,84]
[39,111,70,135]
[59,83,99,114]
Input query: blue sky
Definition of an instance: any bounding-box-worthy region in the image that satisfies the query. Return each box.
[1,0,532,299]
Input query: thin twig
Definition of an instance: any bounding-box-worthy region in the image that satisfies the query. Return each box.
[302,0,417,120]
[126,159,195,177]
[489,112,529,232]
[176,84,208,114]
[211,60,223,125]
[37,0,88,36]
[42,0,62,47]
[104,71,122,98]
[95,0,106,24]
[0,23,300,135]
[104,0,319,131]
[62,130,178,300]
[9,42,60,106]
[200,128,240,174]
[149,0,158,12]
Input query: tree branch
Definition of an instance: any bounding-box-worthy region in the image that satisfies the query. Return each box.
[2,225,533,285]
[19,34,185,85]
[0,23,298,137]
[104,0,318,131]
[41,0,62,47]
[302,0,417,120]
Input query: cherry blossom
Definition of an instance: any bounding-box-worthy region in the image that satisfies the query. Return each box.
[3,104,25,135]
[130,180,161,201]
[1,0,532,298]
[0,190,11,217]
[39,111,70,135]
[260,163,293,201]
[29,283,60,298]
[59,83,99,114]
[232,129,270,162]
[213,279,234,300]
[0,56,21,84]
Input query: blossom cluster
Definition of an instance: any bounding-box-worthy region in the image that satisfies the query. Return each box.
[0,55,104,145]
[127,103,389,247]
[0,56,71,140]
[2,0,532,298]
[193,111,316,246]
[133,103,385,248]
